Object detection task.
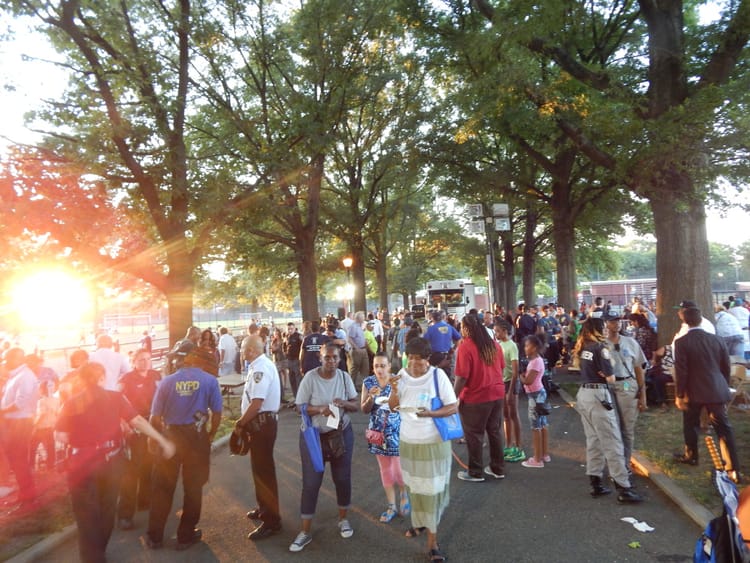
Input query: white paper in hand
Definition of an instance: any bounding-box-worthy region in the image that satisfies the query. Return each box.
[326,404,341,429]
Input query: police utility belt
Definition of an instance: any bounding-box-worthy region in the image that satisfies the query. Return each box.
[244,411,278,434]
[70,440,121,461]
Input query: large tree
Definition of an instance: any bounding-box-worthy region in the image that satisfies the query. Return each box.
[461,0,750,341]
[1,0,219,342]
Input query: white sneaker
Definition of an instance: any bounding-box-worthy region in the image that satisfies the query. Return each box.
[289,531,312,552]
[338,519,354,538]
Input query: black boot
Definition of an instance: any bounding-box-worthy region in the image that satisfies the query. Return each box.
[589,475,612,497]
[615,483,643,503]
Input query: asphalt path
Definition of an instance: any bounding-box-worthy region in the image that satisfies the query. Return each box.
[33,394,699,563]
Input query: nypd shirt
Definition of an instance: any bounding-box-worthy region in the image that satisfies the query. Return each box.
[151,366,222,425]
[241,354,281,414]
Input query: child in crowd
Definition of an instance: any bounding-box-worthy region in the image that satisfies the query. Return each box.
[521,336,550,468]
[32,380,59,470]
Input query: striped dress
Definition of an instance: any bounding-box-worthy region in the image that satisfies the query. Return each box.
[396,367,455,533]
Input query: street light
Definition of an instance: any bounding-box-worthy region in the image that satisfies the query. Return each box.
[342,257,353,314]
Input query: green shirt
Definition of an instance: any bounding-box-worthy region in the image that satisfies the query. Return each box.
[499,339,519,383]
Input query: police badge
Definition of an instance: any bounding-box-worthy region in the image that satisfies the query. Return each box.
[253,371,264,383]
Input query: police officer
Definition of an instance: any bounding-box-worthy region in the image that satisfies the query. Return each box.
[57,361,174,563]
[424,310,461,376]
[145,342,223,550]
[236,335,282,540]
[603,313,647,471]
[574,317,642,503]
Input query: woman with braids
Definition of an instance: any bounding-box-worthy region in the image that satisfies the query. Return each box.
[574,317,642,503]
[454,314,506,482]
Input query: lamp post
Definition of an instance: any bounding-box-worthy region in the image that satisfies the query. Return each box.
[342,257,353,314]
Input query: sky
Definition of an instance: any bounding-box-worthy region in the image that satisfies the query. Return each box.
[0,5,747,249]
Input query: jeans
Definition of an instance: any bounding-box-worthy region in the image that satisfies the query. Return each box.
[148,425,210,543]
[459,399,505,477]
[287,360,301,398]
[299,423,353,518]
[723,335,745,357]
[68,452,125,563]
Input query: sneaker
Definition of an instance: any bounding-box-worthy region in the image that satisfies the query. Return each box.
[521,458,545,468]
[483,466,505,479]
[457,470,485,482]
[503,446,514,456]
[505,447,526,462]
[289,531,312,552]
[543,455,552,463]
[338,519,354,538]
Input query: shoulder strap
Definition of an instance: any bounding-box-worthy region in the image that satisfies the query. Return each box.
[339,369,348,400]
[432,367,440,401]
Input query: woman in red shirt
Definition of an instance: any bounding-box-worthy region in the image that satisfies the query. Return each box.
[454,314,506,482]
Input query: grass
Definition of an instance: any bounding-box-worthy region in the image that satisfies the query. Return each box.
[635,404,750,511]
[558,380,750,513]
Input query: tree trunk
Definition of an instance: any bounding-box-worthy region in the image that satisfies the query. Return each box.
[375,256,389,313]
[165,251,195,345]
[522,209,537,305]
[651,187,712,346]
[297,229,320,321]
[551,205,577,310]
[351,234,367,313]
[502,236,516,309]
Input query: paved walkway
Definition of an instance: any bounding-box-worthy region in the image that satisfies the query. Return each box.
[22,392,699,563]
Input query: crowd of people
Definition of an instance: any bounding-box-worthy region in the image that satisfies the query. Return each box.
[0,291,747,561]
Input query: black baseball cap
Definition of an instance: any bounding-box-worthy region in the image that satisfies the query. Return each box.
[674,300,698,309]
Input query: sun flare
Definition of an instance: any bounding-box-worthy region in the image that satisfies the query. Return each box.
[10,269,92,328]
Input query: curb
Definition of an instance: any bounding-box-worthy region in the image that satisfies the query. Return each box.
[9,434,231,563]
[556,386,713,531]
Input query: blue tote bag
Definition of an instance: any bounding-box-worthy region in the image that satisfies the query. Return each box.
[431,368,464,441]
[300,404,324,472]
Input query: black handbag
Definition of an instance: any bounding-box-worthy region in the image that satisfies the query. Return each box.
[320,428,345,460]
[534,401,552,416]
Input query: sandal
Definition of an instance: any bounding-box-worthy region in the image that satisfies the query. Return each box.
[405,526,426,538]
[429,546,447,562]
[379,504,398,523]
[400,490,411,516]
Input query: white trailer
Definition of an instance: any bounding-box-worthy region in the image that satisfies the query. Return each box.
[425,280,477,320]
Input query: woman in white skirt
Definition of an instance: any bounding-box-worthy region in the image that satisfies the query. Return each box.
[389,337,457,563]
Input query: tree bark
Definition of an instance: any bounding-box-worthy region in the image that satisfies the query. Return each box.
[502,236,516,309]
[550,200,577,310]
[351,233,367,313]
[165,243,195,345]
[651,187,712,346]
[522,208,537,305]
[375,255,389,313]
[297,228,320,322]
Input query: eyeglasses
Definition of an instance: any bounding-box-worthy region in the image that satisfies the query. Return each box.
[373,363,389,368]
[321,355,339,362]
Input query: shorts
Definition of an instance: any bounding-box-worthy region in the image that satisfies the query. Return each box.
[527,389,549,430]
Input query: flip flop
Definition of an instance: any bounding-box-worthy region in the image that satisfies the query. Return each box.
[379,505,397,523]
[400,490,411,516]
[405,526,426,538]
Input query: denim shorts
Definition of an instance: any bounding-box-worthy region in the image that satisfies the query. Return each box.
[527,389,549,430]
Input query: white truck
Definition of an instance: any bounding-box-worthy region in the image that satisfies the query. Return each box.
[425,280,482,320]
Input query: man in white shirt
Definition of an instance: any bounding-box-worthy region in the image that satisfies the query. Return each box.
[89,334,130,390]
[218,327,239,376]
[235,335,282,540]
[0,347,39,508]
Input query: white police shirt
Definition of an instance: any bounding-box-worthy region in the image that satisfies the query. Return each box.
[241,354,281,414]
